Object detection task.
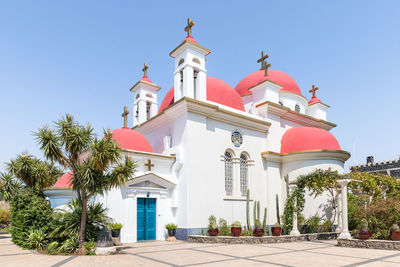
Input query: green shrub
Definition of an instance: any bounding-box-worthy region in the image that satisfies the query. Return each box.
[10,189,53,248]
[26,229,47,250]
[50,199,110,243]
[218,218,230,236]
[165,223,177,230]
[59,234,79,253]
[241,228,253,236]
[208,215,217,229]
[84,239,96,255]
[305,216,320,233]
[319,220,333,232]
[46,241,59,255]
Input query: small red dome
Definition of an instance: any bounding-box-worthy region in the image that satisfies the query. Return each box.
[53,172,73,188]
[111,127,154,153]
[183,35,198,44]
[159,76,245,113]
[308,96,322,105]
[141,76,152,83]
[235,69,302,96]
[281,127,341,154]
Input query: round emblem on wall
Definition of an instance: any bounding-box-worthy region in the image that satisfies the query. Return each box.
[231,130,243,148]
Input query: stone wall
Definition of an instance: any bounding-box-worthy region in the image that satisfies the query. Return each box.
[338,239,400,250]
[188,232,338,244]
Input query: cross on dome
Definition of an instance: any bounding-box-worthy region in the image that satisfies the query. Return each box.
[142,63,149,77]
[257,51,269,69]
[184,18,195,37]
[309,85,319,98]
[121,106,130,128]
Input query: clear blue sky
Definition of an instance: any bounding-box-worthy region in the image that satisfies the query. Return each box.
[1,0,399,172]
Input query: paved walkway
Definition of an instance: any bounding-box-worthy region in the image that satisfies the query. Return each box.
[1,234,400,267]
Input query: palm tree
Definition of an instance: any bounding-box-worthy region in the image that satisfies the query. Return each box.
[0,172,23,201]
[35,114,135,252]
[7,153,61,192]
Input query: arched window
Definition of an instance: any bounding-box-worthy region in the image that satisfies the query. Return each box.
[295,104,300,113]
[240,153,248,196]
[178,58,184,66]
[224,151,233,196]
[192,57,201,64]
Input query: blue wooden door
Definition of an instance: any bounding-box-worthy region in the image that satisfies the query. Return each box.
[137,198,156,241]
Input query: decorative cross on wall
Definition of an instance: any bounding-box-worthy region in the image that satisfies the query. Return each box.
[121,106,130,128]
[142,63,149,77]
[184,18,195,37]
[309,85,319,98]
[144,159,154,172]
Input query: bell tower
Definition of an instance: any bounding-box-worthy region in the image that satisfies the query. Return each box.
[170,18,210,103]
[130,63,161,126]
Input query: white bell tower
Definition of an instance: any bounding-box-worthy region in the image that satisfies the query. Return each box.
[130,63,161,126]
[169,18,210,103]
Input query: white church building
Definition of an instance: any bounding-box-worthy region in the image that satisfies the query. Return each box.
[44,19,350,243]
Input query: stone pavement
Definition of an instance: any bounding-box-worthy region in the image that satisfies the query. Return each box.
[1,234,400,267]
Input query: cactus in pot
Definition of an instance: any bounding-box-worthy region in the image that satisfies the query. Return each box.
[391,224,400,241]
[358,219,371,240]
[253,219,264,237]
[262,207,267,233]
[208,215,219,236]
[231,221,242,237]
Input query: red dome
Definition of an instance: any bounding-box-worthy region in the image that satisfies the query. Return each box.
[235,69,302,96]
[159,76,245,113]
[141,76,152,83]
[281,127,341,154]
[53,171,73,188]
[111,127,154,153]
[308,96,322,105]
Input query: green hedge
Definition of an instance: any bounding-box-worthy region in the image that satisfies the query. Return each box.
[10,190,53,248]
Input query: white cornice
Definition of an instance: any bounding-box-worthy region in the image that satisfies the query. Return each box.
[262,150,351,164]
[256,101,336,130]
[133,97,271,134]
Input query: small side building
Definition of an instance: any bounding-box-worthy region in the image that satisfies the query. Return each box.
[350,156,400,177]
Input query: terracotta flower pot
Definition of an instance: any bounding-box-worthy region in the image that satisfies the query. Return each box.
[253,228,264,237]
[390,230,400,241]
[231,227,242,237]
[271,227,282,236]
[358,230,371,240]
[208,228,219,236]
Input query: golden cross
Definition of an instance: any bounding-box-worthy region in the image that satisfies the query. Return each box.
[144,159,154,171]
[142,63,149,77]
[309,85,319,98]
[184,18,195,37]
[257,51,269,70]
[263,61,272,75]
[121,106,129,128]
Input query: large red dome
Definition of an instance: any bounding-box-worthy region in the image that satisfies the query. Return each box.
[111,127,154,153]
[281,127,341,154]
[235,69,302,97]
[159,76,245,113]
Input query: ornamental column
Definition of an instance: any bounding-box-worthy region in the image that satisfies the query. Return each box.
[335,188,342,233]
[337,179,352,239]
[289,184,300,236]
[232,157,241,197]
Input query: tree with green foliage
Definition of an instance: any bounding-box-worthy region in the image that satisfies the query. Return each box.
[0,172,23,201]
[34,114,136,253]
[7,153,61,194]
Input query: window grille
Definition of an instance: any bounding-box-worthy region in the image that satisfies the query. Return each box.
[240,153,248,196]
[146,102,151,120]
[224,151,233,196]
[295,104,300,113]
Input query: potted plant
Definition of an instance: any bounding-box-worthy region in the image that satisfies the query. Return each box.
[358,219,371,240]
[208,215,219,236]
[253,219,264,237]
[231,221,242,237]
[271,222,282,236]
[111,223,123,238]
[390,224,400,241]
[165,223,178,237]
